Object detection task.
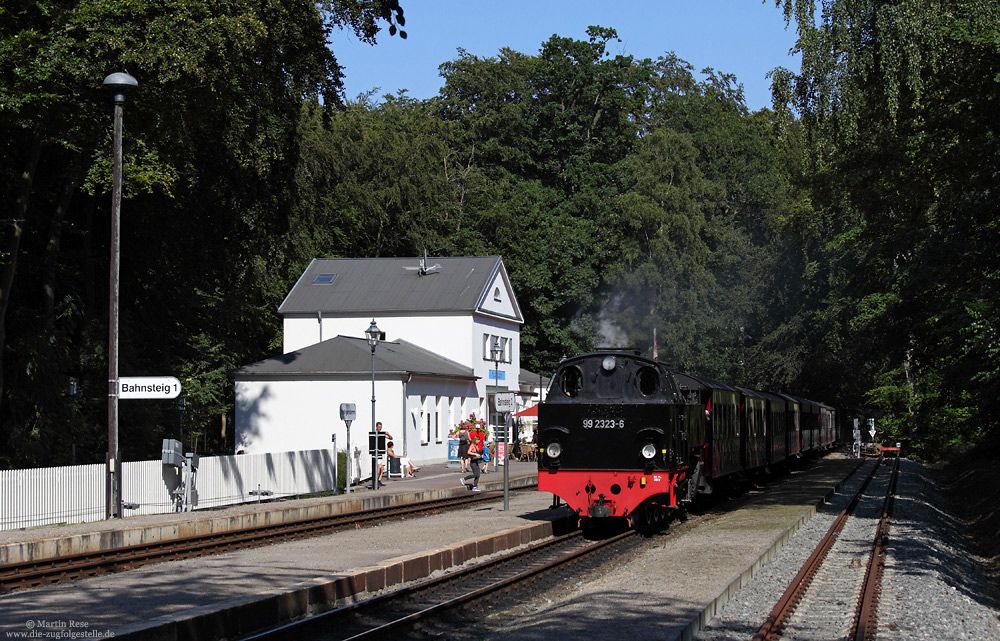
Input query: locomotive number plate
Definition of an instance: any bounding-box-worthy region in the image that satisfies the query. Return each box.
[582,418,625,429]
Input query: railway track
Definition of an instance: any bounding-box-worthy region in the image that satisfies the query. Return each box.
[753,455,900,641]
[241,527,642,641]
[0,489,532,594]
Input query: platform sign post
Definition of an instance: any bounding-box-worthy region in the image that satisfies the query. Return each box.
[340,403,356,493]
[502,413,515,510]
[494,393,516,511]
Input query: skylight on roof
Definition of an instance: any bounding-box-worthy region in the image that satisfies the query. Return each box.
[313,273,337,284]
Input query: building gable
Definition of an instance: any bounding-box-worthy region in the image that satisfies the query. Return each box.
[475,260,522,322]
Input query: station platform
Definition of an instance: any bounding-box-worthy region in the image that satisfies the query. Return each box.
[0,455,865,641]
[0,459,542,564]
[0,459,561,640]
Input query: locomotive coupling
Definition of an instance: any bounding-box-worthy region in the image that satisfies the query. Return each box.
[589,494,614,518]
[589,505,613,518]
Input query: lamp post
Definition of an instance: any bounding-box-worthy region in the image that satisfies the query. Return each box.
[490,337,502,446]
[491,338,510,510]
[102,71,137,519]
[366,319,381,490]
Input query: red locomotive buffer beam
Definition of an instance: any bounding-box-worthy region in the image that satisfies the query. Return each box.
[539,468,689,519]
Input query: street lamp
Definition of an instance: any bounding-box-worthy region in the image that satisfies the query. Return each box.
[366,319,381,490]
[102,71,137,519]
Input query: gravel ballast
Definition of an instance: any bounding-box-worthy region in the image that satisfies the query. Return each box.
[693,458,1000,641]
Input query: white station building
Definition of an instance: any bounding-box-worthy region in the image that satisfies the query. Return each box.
[233,256,529,469]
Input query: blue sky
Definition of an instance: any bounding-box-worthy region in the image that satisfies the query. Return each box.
[331,1,801,112]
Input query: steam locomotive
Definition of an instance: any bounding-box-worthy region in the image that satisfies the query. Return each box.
[536,350,837,530]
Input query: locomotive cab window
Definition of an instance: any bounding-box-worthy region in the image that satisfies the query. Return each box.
[636,366,659,398]
[559,366,583,398]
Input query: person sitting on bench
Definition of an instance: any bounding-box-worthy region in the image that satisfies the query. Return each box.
[386,441,419,477]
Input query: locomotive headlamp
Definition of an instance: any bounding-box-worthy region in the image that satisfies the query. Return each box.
[641,443,657,459]
[601,355,617,372]
[545,442,562,459]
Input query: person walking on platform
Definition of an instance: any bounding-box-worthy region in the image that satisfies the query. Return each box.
[460,436,483,492]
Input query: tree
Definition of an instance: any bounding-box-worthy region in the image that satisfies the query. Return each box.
[772,0,1000,457]
[435,28,657,371]
[0,0,407,466]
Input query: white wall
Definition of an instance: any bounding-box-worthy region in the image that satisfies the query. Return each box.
[235,376,482,465]
[284,314,471,361]
[404,377,481,454]
[235,378,403,459]
[282,313,520,424]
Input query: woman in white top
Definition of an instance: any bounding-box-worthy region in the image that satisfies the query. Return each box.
[387,441,420,476]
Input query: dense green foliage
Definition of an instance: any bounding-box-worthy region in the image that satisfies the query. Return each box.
[2,1,995,467]
[772,0,1000,459]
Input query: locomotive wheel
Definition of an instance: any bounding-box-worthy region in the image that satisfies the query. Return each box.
[630,503,655,532]
[632,502,674,534]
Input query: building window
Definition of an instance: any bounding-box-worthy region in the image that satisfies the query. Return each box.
[493,286,502,302]
[482,334,512,363]
[435,401,441,443]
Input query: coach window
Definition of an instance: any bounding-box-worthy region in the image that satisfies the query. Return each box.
[560,366,583,398]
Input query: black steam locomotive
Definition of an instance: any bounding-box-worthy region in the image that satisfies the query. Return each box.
[536,350,837,529]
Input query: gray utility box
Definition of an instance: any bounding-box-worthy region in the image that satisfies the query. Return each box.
[162,438,184,468]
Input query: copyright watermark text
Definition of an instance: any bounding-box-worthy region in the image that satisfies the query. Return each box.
[5,620,114,639]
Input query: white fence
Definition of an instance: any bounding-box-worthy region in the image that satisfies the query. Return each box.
[0,449,337,532]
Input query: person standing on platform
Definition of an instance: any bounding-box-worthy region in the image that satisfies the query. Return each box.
[458,426,470,473]
[373,421,393,489]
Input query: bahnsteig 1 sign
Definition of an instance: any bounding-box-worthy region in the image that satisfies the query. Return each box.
[119,376,182,399]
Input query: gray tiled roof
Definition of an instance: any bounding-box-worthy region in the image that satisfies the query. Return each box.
[233,336,477,380]
[279,256,514,316]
